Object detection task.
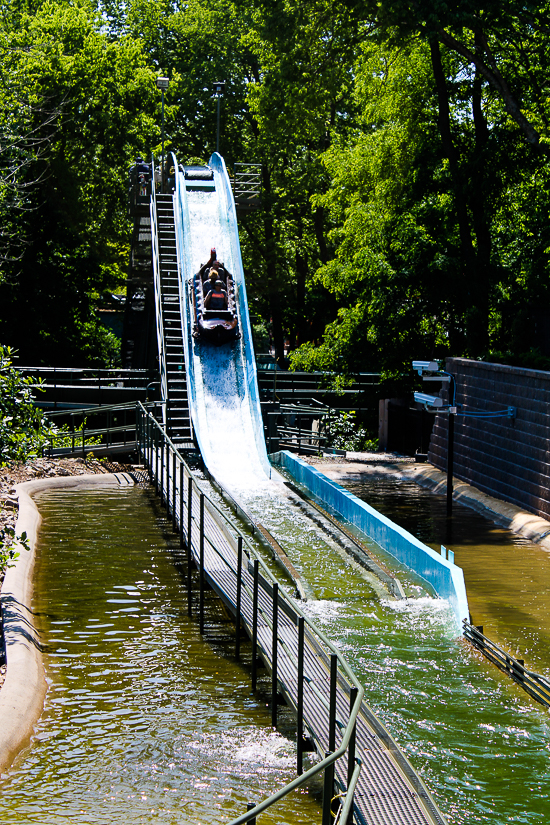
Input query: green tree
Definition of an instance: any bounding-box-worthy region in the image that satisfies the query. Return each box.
[290,10,550,376]
[0,1,158,365]
[0,343,51,463]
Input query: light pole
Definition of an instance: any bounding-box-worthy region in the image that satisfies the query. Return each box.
[156,77,169,191]
[213,80,226,154]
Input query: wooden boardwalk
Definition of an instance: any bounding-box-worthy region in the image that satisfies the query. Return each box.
[138,408,448,825]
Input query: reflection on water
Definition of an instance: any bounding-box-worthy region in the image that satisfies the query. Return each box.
[0,488,320,825]
[342,475,550,674]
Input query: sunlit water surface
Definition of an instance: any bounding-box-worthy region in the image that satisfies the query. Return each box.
[0,488,320,825]
[213,471,550,824]
[2,479,550,825]
[341,475,550,674]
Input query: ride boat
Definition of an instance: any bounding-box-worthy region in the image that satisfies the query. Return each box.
[191,259,239,345]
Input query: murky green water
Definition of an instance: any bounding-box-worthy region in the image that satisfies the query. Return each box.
[217,474,550,824]
[297,473,550,824]
[2,480,550,825]
[0,487,320,825]
[342,475,550,674]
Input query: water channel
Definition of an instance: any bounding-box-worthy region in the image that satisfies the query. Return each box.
[229,472,550,825]
[0,487,320,825]
[1,478,549,824]
[339,473,550,675]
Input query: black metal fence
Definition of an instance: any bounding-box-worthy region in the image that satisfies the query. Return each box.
[19,366,159,410]
[257,369,380,405]
[42,401,162,458]
[463,621,550,707]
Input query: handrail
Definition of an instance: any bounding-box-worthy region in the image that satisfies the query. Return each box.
[18,367,152,375]
[44,400,163,419]
[136,402,366,824]
[150,156,169,422]
[463,620,550,707]
[229,719,362,825]
[41,400,163,456]
[139,403,363,683]
[334,759,362,825]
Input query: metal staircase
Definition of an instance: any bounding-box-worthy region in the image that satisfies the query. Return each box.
[152,189,194,449]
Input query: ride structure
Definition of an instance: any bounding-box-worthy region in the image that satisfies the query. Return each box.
[142,150,450,825]
[171,151,272,488]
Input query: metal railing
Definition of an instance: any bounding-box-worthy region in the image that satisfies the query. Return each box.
[19,366,156,388]
[232,163,262,210]
[150,157,169,421]
[136,402,364,824]
[258,370,381,404]
[18,366,159,410]
[42,401,162,457]
[463,621,550,707]
[274,402,330,455]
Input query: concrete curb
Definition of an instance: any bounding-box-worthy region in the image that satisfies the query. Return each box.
[0,472,133,774]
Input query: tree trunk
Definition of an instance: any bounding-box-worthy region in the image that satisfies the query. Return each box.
[261,164,285,365]
[430,40,482,353]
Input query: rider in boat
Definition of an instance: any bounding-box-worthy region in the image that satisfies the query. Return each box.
[203,267,218,296]
[204,280,228,311]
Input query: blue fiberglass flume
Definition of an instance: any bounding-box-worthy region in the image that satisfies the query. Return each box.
[171,151,468,632]
[173,152,276,494]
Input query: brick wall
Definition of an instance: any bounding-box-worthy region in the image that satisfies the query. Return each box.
[428,358,550,519]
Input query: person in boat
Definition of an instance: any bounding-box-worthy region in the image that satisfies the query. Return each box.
[203,267,218,296]
[204,279,228,311]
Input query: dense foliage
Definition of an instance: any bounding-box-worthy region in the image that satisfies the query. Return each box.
[0,344,52,463]
[1,0,550,378]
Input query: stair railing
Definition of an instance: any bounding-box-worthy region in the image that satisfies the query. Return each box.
[151,157,168,427]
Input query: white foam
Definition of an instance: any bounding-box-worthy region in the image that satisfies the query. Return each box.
[187,728,295,770]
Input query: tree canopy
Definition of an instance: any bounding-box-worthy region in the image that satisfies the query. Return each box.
[1,0,550,376]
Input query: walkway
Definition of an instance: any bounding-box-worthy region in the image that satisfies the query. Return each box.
[138,408,447,825]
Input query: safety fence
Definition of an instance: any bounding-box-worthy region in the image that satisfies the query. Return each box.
[42,401,162,458]
[18,366,158,410]
[137,402,364,824]
[135,402,445,825]
[257,370,380,404]
[463,621,550,708]
[19,366,155,389]
[265,402,330,455]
